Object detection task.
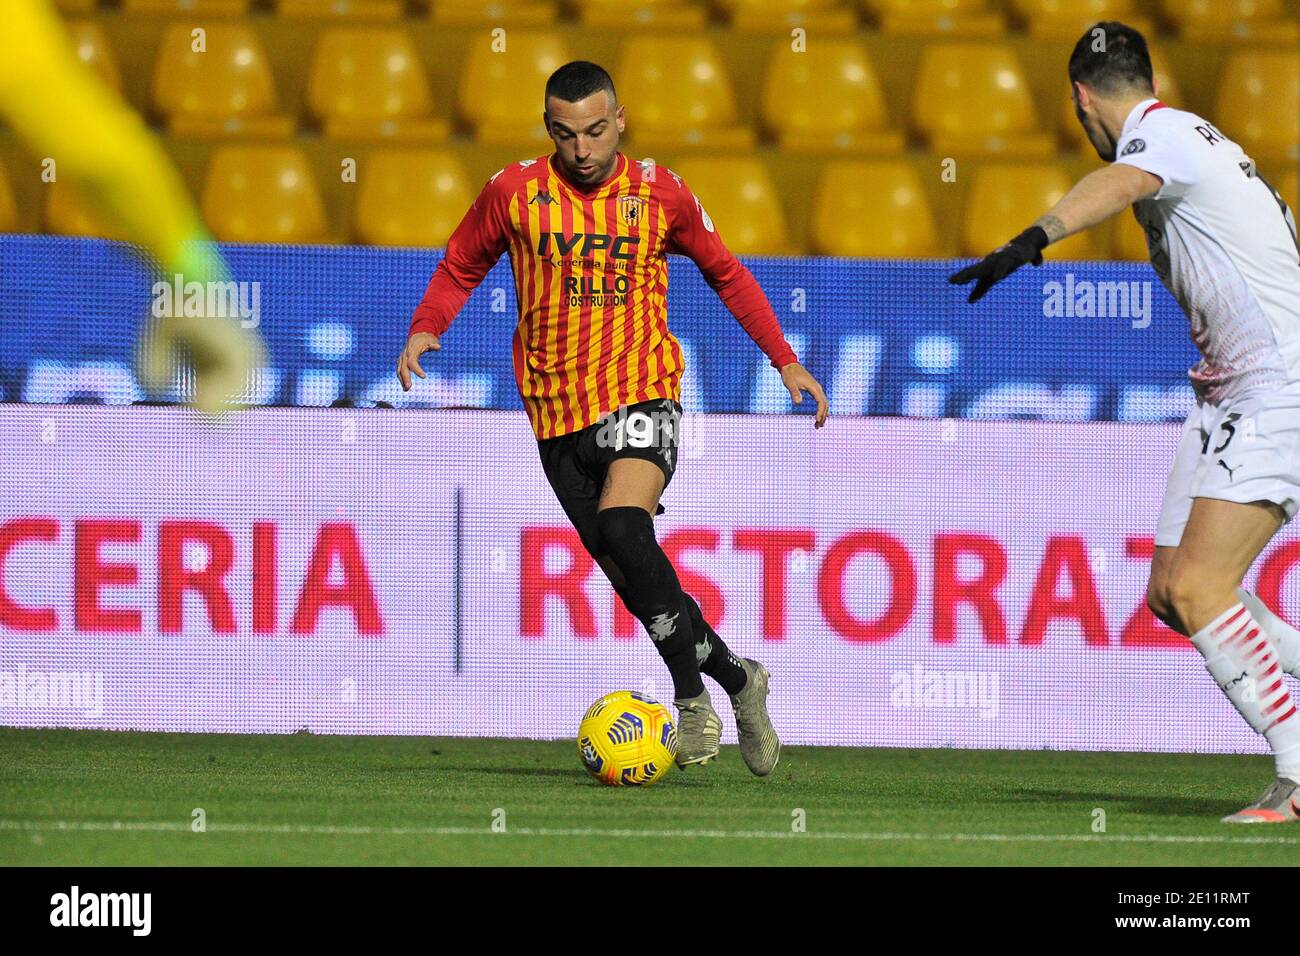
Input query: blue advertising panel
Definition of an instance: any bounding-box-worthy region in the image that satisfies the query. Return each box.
[0,235,1197,421]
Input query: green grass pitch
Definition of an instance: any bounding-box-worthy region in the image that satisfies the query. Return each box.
[2,728,1298,866]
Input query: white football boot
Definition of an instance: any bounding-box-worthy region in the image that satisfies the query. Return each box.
[1222,778,1300,824]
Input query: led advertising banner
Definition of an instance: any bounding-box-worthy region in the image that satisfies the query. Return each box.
[0,236,1197,421]
[2,405,1292,756]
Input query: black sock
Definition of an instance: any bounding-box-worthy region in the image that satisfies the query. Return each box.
[682,592,749,695]
[597,506,705,700]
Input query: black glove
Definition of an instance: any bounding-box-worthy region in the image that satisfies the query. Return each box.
[947,226,1049,303]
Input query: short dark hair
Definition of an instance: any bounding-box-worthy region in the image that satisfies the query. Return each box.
[544,61,616,111]
[1068,21,1155,97]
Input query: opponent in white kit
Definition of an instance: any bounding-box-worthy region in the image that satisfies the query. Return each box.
[950,22,1300,823]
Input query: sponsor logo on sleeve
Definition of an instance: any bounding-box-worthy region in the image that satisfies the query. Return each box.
[695,196,715,232]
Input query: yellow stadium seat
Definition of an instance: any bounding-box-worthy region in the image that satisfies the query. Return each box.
[1217,51,1299,164]
[761,40,905,154]
[201,146,328,244]
[0,163,16,233]
[669,158,793,255]
[1013,1,1153,41]
[1160,0,1299,43]
[720,0,858,32]
[1060,47,1181,154]
[912,44,1055,157]
[65,20,121,94]
[458,32,570,147]
[811,161,939,257]
[43,179,126,241]
[152,24,294,139]
[430,0,557,26]
[616,37,754,151]
[963,163,1098,260]
[577,0,707,29]
[54,0,99,12]
[123,0,251,13]
[353,151,473,247]
[307,29,449,143]
[868,0,1006,38]
[279,0,403,19]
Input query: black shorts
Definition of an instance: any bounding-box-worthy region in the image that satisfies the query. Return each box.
[537,398,682,560]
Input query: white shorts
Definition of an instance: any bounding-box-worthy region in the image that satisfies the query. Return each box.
[1154,384,1300,547]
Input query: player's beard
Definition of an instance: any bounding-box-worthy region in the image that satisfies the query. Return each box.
[1077,103,1117,162]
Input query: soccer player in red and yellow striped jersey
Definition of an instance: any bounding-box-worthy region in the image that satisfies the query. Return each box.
[398,62,826,774]
[401,111,822,440]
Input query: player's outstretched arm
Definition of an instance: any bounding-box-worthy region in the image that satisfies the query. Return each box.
[0,0,215,281]
[1033,164,1163,244]
[1,0,266,414]
[948,164,1162,303]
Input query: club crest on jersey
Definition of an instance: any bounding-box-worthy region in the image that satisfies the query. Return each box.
[1121,138,1146,155]
[618,195,647,225]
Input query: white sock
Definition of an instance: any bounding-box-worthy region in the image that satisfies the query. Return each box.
[1237,589,1300,676]
[1191,603,1300,781]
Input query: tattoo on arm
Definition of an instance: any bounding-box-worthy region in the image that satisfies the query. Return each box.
[1034,215,1068,244]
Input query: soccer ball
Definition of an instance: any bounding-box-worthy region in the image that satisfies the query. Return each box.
[577,691,678,786]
